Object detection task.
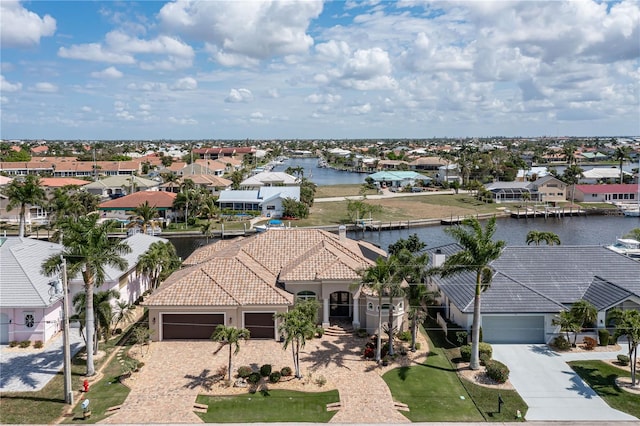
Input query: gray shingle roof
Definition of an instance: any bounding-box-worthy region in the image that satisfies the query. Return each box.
[429,244,640,314]
[0,237,63,308]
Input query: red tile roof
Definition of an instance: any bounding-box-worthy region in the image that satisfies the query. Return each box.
[40,177,89,187]
[575,184,638,194]
[99,191,176,210]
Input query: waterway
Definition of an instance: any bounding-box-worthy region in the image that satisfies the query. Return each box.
[168,157,638,258]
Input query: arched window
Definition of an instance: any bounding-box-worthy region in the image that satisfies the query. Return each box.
[367,302,374,311]
[296,291,316,302]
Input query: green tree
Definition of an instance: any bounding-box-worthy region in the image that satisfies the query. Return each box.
[136,241,181,291]
[282,197,309,219]
[3,175,46,237]
[111,301,135,334]
[128,200,160,235]
[229,170,244,190]
[552,310,581,345]
[526,230,561,246]
[624,228,640,241]
[569,300,597,330]
[609,309,640,386]
[388,233,427,255]
[277,303,318,378]
[71,289,120,353]
[561,165,584,204]
[430,217,505,370]
[299,177,317,206]
[613,146,631,184]
[211,325,251,381]
[42,214,131,376]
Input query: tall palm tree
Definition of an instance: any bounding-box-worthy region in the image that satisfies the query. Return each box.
[211,325,250,381]
[358,257,395,362]
[613,146,631,184]
[71,289,120,353]
[3,175,46,237]
[431,217,505,370]
[42,213,131,376]
[608,309,640,386]
[136,241,181,291]
[276,307,317,378]
[128,200,160,235]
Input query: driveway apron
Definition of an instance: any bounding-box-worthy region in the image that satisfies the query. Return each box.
[492,344,637,422]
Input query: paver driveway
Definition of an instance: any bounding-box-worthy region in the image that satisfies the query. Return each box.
[100,332,421,424]
[492,344,638,422]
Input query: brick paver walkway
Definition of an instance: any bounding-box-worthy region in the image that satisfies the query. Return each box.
[99,332,427,424]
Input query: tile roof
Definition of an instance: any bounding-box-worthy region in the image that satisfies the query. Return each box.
[146,229,386,307]
[40,177,90,187]
[575,184,638,194]
[84,175,159,189]
[99,191,176,210]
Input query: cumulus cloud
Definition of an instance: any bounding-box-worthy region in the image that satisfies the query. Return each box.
[81,106,92,112]
[126,82,168,91]
[171,77,197,91]
[31,82,58,93]
[159,0,321,65]
[225,88,253,103]
[0,1,56,47]
[59,43,135,64]
[169,116,198,125]
[1,75,22,92]
[90,66,123,79]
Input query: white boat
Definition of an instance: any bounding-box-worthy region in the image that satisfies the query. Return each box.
[623,208,640,217]
[607,238,640,259]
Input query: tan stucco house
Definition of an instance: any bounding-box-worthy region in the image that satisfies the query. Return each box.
[144,228,406,341]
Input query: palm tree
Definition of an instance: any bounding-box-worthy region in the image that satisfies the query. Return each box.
[569,300,597,330]
[613,146,631,184]
[541,232,561,246]
[276,306,317,378]
[608,309,640,386]
[111,300,135,334]
[552,310,580,344]
[71,289,120,353]
[128,200,160,235]
[358,257,395,362]
[3,175,46,237]
[47,186,83,226]
[229,170,244,190]
[42,213,131,376]
[526,230,561,246]
[431,217,505,370]
[526,230,543,246]
[136,241,181,291]
[211,325,250,381]
[561,164,584,205]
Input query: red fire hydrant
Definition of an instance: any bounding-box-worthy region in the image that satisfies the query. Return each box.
[83,379,90,393]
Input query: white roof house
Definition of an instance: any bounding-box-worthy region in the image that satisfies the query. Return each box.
[218,186,301,218]
[240,172,298,188]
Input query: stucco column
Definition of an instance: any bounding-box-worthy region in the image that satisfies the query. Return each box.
[322,297,330,328]
[352,297,360,329]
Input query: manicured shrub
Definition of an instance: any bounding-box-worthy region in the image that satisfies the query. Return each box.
[583,336,597,350]
[479,352,491,366]
[315,326,325,338]
[456,331,468,346]
[397,331,411,342]
[9,341,18,348]
[314,375,327,387]
[598,329,610,346]
[485,360,510,383]
[268,372,281,383]
[617,354,630,366]
[33,340,44,349]
[19,340,31,348]
[247,372,261,384]
[552,336,571,351]
[460,345,472,362]
[363,346,374,359]
[237,366,253,378]
[260,364,272,377]
[478,342,492,359]
[280,366,292,377]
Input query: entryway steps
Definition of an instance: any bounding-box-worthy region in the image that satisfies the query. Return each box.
[193,402,208,413]
[324,325,354,337]
[393,401,410,412]
[326,402,342,412]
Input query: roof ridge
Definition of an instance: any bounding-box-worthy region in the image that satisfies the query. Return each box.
[200,264,241,305]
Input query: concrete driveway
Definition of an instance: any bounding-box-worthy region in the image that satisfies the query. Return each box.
[492,344,637,422]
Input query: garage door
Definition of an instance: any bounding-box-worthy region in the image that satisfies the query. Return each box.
[162,313,224,340]
[482,315,545,344]
[244,313,275,339]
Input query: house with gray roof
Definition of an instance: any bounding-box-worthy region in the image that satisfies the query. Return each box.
[218,186,301,218]
[368,171,431,189]
[84,175,159,199]
[427,245,640,344]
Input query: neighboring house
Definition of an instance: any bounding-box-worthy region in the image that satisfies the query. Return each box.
[192,146,255,161]
[40,177,90,189]
[218,186,301,218]
[178,160,226,177]
[435,164,462,184]
[408,156,448,171]
[376,160,409,170]
[427,245,640,344]
[0,237,64,345]
[180,174,232,195]
[98,191,177,221]
[573,184,638,203]
[368,171,431,189]
[240,172,298,188]
[528,175,567,203]
[84,175,159,199]
[144,228,402,341]
[484,181,532,203]
[579,167,630,184]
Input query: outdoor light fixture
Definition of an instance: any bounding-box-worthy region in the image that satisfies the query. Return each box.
[152,317,156,325]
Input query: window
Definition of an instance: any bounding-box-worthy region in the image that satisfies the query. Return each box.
[296,291,316,302]
[24,313,35,328]
[381,304,390,313]
[367,302,373,311]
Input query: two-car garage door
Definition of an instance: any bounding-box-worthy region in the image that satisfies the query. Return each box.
[482,315,545,344]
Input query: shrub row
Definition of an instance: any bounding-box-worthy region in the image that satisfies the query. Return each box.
[238,365,292,380]
[9,340,41,348]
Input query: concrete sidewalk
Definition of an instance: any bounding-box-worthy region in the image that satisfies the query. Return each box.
[492,344,637,422]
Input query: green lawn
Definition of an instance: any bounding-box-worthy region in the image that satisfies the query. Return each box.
[383,324,527,422]
[569,360,640,419]
[195,389,339,423]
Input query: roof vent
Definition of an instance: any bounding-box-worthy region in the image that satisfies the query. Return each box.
[338,225,347,241]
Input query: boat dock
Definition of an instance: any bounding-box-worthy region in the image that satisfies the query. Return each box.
[509,206,586,219]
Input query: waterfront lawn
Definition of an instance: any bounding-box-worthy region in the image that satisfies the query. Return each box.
[569,361,640,419]
[315,184,377,198]
[195,389,339,423]
[384,323,527,422]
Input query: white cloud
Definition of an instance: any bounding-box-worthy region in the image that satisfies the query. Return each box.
[171,77,198,91]
[169,116,198,125]
[59,43,135,64]
[139,104,151,111]
[225,88,253,103]
[159,0,321,65]
[126,82,168,91]
[0,75,22,92]
[31,82,58,93]
[90,66,123,79]
[0,96,8,104]
[0,0,56,47]
[81,106,92,112]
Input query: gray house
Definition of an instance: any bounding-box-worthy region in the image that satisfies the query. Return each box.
[428,245,640,344]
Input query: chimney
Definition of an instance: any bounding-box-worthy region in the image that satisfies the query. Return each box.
[338,225,347,241]
[433,248,445,267]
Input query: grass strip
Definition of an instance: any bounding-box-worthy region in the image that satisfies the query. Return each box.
[569,360,640,419]
[195,389,339,423]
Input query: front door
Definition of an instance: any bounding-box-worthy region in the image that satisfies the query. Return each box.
[330,292,350,317]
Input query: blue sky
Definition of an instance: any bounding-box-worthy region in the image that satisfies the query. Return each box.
[1,0,639,140]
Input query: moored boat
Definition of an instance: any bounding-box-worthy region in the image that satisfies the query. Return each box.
[606,238,640,259]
